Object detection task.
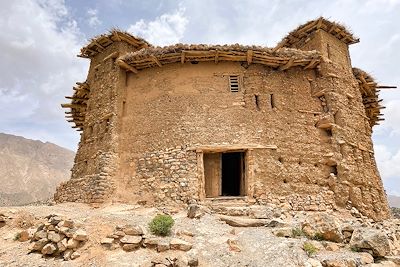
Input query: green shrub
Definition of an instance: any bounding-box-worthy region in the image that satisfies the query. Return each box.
[148,214,174,236]
[311,232,324,241]
[13,232,21,241]
[292,228,306,238]
[303,242,318,256]
[350,246,360,252]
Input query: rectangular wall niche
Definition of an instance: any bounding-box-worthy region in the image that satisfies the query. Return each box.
[203,151,246,197]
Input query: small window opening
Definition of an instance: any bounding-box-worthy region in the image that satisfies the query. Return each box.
[254,95,260,110]
[298,161,302,165]
[330,165,338,176]
[278,157,284,163]
[229,76,240,92]
[105,119,110,132]
[270,94,275,108]
[191,61,199,64]
[283,179,288,184]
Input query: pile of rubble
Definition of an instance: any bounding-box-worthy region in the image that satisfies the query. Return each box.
[18,214,88,261]
[101,224,193,253]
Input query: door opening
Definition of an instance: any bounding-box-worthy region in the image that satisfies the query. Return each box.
[204,151,245,197]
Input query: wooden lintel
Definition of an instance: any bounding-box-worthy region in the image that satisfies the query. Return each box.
[279,57,294,71]
[151,55,162,67]
[247,50,253,65]
[116,59,138,73]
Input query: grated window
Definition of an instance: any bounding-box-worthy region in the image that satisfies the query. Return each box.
[229,76,240,92]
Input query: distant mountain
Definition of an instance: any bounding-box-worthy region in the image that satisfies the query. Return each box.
[388,195,400,208]
[0,133,74,206]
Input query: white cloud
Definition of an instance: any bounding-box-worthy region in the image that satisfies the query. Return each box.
[87,8,102,28]
[127,7,188,45]
[0,0,87,150]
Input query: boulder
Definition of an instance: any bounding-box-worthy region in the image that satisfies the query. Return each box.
[350,228,391,257]
[48,231,63,243]
[29,238,49,251]
[359,252,374,264]
[73,229,88,241]
[17,230,30,242]
[307,258,322,267]
[301,213,343,242]
[266,219,288,228]
[157,240,170,252]
[57,220,74,229]
[218,215,267,227]
[122,243,140,251]
[67,238,80,249]
[41,243,57,255]
[57,238,68,252]
[120,235,142,245]
[71,251,80,260]
[272,227,293,238]
[187,204,203,219]
[33,230,47,241]
[123,225,143,236]
[170,238,192,251]
[63,249,73,261]
[143,237,158,248]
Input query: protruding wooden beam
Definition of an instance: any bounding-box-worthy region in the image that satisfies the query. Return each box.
[246,50,253,65]
[103,51,119,62]
[151,55,162,67]
[61,103,87,109]
[279,57,294,71]
[304,58,318,69]
[112,31,121,41]
[376,85,397,89]
[116,59,138,74]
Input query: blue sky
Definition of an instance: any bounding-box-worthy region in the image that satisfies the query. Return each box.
[0,0,399,195]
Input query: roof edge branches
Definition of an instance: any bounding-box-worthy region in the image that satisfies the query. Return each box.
[274,17,360,51]
[79,29,151,58]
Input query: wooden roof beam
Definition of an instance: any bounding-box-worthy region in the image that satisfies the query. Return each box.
[116,59,138,74]
[247,50,253,65]
[151,55,162,67]
[279,57,295,71]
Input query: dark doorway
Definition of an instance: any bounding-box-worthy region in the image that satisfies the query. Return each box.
[221,152,244,196]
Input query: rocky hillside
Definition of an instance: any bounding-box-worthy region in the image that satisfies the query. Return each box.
[0,203,399,266]
[388,195,400,208]
[0,133,74,206]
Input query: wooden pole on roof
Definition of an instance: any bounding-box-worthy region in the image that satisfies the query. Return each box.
[247,50,253,65]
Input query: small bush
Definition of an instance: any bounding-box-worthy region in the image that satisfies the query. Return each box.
[311,232,324,241]
[303,242,318,256]
[13,232,21,241]
[292,228,306,238]
[350,246,360,252]
[148,214,174,236]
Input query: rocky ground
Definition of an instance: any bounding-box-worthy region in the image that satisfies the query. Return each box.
[0,202,399,267]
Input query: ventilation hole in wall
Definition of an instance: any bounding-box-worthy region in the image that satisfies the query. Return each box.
[254,95,260,110]
[191,61,199,64]
[270,94,275,108]
[122,101,126,117]
[298,161,302,165]
[330,165,338,176]
[314,163,319,167]
[84,160,88,166]
[324,128,333,137]
[229,76,240,92]
[278,157,284,163]
[283,179,287,184]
